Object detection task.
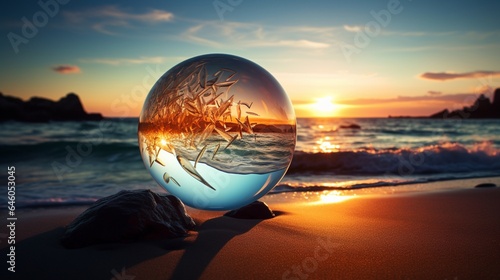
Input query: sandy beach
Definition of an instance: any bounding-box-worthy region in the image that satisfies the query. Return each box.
[2,183,500,280]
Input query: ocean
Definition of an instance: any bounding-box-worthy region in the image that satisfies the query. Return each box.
[1,117,500,208]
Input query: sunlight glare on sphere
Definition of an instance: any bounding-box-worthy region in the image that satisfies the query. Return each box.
[138,54,296,210]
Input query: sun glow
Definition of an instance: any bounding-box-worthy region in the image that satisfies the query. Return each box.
[311,96,338,117]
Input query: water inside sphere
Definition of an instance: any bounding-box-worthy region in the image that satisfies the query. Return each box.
[138,54,296,210]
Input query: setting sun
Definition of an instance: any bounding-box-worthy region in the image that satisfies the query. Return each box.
[311,96,338,117]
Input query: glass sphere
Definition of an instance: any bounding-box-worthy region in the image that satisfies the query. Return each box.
[138,54,296,210]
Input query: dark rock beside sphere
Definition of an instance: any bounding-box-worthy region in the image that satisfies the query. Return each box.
[224,201,275,219]
[474,183,497,188]
[60,189,195,249]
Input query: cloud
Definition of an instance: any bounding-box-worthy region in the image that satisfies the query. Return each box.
[474,84,494,94]
[64,8,338,49]
[92,21,128,36]
[64,6,174,35]
[65,6,173,23]
[259,39,329,49]
[381,30,457,37]
[52,65,81,74]
[181,21,334,49]
[290,99,313,106]
[463,30,500,40]
[420,70,500,81]
[427,90,442,96]
[336,93,486,106]
[80,56,168,65]
[293,26,339,34]
[343,25,361,32]
[343,26,456,37]
[377,42,500,53]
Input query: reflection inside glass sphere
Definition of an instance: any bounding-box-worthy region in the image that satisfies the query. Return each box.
[138,54,296,210]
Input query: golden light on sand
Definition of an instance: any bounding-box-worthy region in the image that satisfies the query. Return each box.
[319,191,353,204]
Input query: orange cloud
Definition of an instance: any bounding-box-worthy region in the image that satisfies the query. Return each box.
[427,90,442,96]
[420,70,500,81]
[52,65,81,74]
[335,93,481,106]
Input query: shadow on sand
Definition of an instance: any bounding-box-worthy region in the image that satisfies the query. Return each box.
[0,214,269,280]
[0,226,169,280]
[170,215,264,279]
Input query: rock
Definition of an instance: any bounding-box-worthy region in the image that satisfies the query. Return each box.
[339,124,361,129]
[474,183,497,188]
[393,88,500,119]
[428,89,500,119]
[252,124,282,133]
[0,92,103,122]
[224,201,275,219]
[429,109,449,119]
[60,189,195,249]
[493,88,500,113]
[0,93,24,121]
[51,93,87,120]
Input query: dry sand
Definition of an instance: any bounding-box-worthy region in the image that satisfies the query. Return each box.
[1,187,500,279]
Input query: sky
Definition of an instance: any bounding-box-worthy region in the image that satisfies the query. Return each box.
[1,0,499,117]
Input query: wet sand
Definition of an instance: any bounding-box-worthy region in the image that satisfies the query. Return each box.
[1,186,500,279]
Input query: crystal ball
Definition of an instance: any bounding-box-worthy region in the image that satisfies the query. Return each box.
[138,54,296,210]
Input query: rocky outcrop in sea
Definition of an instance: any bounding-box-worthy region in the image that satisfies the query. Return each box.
[0,92,103,122]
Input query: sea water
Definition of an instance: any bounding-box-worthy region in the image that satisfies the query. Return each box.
[1,118,499,208]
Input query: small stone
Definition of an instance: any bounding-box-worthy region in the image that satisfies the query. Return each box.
[339,124,361,129]
[60,189,195,249]
[224,201,275,219]
[474,183,497,188]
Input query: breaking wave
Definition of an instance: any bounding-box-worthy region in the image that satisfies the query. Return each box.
[288,142,500,176]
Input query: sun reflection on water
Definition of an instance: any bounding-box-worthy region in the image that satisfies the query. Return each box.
[314,136,341,153]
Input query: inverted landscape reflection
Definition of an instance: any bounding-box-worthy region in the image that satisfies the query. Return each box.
[138,54,296,209]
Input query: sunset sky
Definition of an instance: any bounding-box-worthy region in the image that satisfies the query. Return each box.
[1,0,499,117]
